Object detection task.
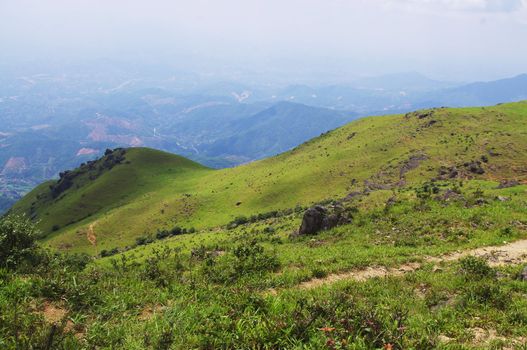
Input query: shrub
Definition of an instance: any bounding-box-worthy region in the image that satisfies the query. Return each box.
[461,281,510,309]
[227,216,249,229]
[100,248,119,257]
[156,230,170,240]
[135,236,153,246]
[459,256,494,279]
[202,240,280,283]
[170,226,182,235]
[0,215,40,270]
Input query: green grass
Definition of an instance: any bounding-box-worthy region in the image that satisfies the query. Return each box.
[3,101,527,349]
[2,181,527,349]
[12,101,527,254]
[106,179,527,288]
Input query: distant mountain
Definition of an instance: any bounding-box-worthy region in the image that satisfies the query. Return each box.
[416,74,527,107]
[203,102,356,159]
[352,72,459,92]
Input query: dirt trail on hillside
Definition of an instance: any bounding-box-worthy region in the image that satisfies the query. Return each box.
[297,239,527,290]
[87,223,97,246]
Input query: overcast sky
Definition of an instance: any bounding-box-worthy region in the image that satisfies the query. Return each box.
[1,0,526,81]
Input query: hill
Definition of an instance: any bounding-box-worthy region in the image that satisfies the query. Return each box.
[4,101,527,349]
[10,101,527,254]
[11,148,210,248]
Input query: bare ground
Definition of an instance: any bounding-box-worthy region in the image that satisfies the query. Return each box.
[87,223,97,246]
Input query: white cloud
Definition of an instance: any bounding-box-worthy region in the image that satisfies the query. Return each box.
[382,0,525,12]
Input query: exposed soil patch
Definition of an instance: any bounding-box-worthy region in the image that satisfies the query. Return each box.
[437,239,527,267]
[1,157,28,175]
[138,304,166,321]
[76,148,99,156]
[469,327,526,349]
[87,223,97,246]
[40,301,68,325]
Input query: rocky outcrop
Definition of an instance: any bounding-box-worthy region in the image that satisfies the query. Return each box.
[497,180,520,189]
[298,204,352,235]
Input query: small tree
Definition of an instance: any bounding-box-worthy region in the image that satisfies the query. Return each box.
[0,215,39,269]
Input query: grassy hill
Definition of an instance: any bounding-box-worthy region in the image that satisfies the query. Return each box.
[11,148,211,250]
[11,101,527,254]
[3,101,527,349]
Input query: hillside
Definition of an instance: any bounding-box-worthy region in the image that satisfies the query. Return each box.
[11,101,527,253]
[4,101,527,349]
[11,148,210,248]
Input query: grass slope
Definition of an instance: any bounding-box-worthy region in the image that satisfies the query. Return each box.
[12,101,527,254]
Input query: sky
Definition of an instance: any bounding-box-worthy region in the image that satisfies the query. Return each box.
[1,0,527,81]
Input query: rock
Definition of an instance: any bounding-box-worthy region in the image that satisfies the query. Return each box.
[488,148,501,156]
[438,166,458,180]
[385,196,397,208]
[344,191,362,201]
[496,196,510,202]
[405,110,435,119]
[497,180,519,189]
[298,205,351,235]
[437,189,462,202]
[299,206,327,235]
[400,153,428,177]
[475,198,488,205]
[347,132,357,140]
[520,266,527,281]
[464,160,485,175]
[437,335,453,343]
[424,119,437,127]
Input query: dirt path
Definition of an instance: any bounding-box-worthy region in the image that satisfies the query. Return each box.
[297,239,527,290]
[87,223,97,246]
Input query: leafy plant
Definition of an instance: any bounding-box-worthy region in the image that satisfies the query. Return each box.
[0,215,39,270]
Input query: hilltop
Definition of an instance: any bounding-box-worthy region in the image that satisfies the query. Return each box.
[11,101,527,254]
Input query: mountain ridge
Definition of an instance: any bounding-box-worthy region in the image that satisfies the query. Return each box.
[10,100,527,254]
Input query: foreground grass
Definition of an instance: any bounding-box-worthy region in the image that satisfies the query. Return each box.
[2,180,527,349]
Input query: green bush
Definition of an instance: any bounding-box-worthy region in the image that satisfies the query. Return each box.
[170,226,182,235]
[202,240,280,283]
[0,215,40,270]
[459,256,494,279]
[156,230,170,240]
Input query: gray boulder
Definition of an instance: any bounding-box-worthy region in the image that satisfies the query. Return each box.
[298,204,351,235]
[521,266,527,281]
[299,206,327,235]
